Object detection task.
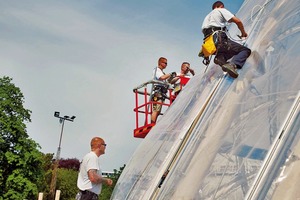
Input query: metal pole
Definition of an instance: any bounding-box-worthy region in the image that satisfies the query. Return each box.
[49,119,65,200]
[57,119,65,161]
[49,112,75,199]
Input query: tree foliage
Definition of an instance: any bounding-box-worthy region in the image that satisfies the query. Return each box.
[0,76,44,199]
[39,153,55,199]
[59,158,80,171]
[56,168,79,200]
[46,158,80,199]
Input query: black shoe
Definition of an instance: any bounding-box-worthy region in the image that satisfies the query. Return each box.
[221,63,239,78]
[221,66,226,72]
[236,64,242,69]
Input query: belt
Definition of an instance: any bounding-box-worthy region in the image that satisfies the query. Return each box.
[154,85,168,94]
[202,26,226,37]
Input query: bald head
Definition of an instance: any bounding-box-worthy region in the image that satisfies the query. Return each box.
[90,137,104,150]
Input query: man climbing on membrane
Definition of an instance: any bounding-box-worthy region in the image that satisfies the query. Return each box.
[202,1,251,78]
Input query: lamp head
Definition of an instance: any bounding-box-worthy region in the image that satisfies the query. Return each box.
[54,111,60,117]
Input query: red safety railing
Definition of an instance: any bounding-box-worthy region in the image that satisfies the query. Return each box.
[133,80,174,138]
[133,77,190,138]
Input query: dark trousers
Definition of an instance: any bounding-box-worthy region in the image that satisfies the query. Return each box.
[79,190,98,200]
[214,32,251,68]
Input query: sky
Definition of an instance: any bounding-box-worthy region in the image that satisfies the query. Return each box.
[0,0,244,171]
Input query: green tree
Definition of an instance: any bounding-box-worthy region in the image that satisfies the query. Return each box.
[56,168,78,200]
[40,153,55,199]
[0,76,44,200]
[46,158,80,200]
[59,158,80,171]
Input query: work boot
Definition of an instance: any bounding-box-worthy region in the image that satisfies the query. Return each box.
[221,63,239,78]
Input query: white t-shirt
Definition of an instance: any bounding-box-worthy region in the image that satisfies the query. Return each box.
[202,8,234,30]
[77,151,103,195]
[152,67,166,82]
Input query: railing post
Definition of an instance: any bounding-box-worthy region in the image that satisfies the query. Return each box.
[144,87,148,124]
[135,90,139,129]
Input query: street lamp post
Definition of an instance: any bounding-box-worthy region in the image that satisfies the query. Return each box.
[49,111,76,199]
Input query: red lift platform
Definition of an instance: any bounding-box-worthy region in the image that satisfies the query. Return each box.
[133,80,174,138]
[133,77,191,138]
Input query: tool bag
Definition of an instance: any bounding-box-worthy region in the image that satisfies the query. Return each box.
[201,32,218,57]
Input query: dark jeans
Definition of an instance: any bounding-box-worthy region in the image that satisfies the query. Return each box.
[79,190,98,200]
[214,32,251,68]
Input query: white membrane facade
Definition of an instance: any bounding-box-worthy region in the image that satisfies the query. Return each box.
[111,0,300,199]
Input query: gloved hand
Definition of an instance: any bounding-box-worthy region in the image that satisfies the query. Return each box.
[170,72,177,78]
[167,72,177,83]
